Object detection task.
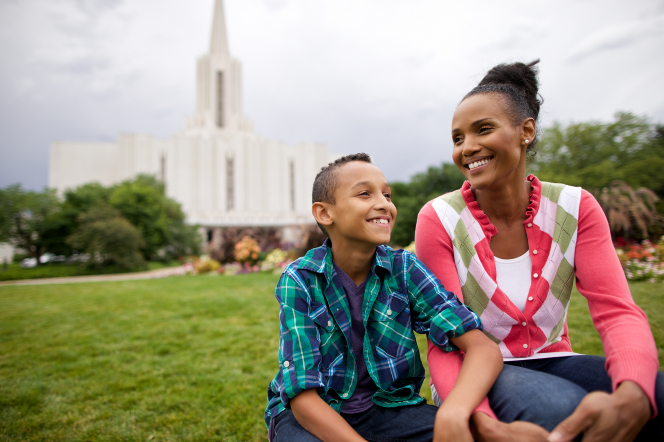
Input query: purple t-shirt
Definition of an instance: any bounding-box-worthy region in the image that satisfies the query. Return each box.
[333,262,378,414]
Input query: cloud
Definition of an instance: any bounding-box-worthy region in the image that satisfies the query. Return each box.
[567,14,664,62]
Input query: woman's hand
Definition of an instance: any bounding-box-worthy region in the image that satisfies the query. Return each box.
[471,412,550,442]
[434,406,473,442]
[547,381,650,442]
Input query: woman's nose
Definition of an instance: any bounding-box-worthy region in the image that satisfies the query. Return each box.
[461,137,481,156]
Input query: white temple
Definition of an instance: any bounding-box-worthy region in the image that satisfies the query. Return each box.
[49,0,336,233]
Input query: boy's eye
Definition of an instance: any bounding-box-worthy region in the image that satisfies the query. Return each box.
[359,191,369,196]
[384,193,392,200]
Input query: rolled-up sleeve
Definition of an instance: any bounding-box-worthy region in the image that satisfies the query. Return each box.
[276,268,326,406]
[405,253,482,351]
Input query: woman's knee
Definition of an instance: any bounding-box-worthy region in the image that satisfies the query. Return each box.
[488,364,586,431]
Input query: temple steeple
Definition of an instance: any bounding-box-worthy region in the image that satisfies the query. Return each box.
[209,0,230,58]
[186,0,253,134]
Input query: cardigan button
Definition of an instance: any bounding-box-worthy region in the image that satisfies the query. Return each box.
[532,250,538,255]
[528,296,533,301]
[527,223,532,227]
[523,344,528,349]
[522,322,527,326]
[533,273,539,278]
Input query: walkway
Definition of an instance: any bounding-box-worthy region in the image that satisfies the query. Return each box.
[0,267,182,287]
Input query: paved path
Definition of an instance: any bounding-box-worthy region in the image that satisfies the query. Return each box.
[0,267,181,287]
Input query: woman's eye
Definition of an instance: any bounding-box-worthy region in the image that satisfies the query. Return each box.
[453,136,463,145]
[479,126,493,133]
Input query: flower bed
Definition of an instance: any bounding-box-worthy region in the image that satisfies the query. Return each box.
[616,237,664,283]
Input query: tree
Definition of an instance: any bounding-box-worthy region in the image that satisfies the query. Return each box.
[109,175,201,260]
[40,183,111,256]
[66,205,146,270]
[0,184,61,265]
[530,112,664,194]
[390,163,466,247]
[41,176,201,261]
[530,112,664,240]
[594,181,660,240]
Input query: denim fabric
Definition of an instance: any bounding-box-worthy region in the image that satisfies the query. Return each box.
[489,355,664,440]
[272,402,438,442]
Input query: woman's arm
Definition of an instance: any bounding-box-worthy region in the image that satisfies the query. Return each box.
[434,330,503,442]
[416,201,496,418]
[547,190,657,441]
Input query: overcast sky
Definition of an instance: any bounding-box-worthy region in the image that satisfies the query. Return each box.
[1,0,663,190]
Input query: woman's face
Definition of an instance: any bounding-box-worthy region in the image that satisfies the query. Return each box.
[451,93,532,191]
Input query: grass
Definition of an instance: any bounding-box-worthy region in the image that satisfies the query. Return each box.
[0,261,180,282]
[0,276,662,441]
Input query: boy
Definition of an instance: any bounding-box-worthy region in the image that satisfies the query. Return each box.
[265,153,503,442]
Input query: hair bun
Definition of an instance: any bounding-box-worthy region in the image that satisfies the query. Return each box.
[478,60,541,118]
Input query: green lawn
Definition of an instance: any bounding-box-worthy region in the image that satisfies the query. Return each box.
[0,276,662,441]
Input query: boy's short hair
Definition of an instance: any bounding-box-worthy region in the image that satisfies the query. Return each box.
[312,153,372,205]
[312,153,372,236]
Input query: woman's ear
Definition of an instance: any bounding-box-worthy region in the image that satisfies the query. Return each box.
[312,202,333,228]
[522,118,536,143]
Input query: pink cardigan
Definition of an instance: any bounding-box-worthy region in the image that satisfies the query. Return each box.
[415,177,659,418]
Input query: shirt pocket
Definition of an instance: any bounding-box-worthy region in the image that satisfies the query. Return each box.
[367,291,416,359]
[309,301,344,368]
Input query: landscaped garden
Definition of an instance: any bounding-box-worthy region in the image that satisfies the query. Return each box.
[1,276,662,442]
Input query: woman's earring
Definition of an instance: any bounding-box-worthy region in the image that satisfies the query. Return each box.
[525,139,530,144]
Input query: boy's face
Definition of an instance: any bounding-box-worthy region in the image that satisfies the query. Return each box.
[324,161,397,247]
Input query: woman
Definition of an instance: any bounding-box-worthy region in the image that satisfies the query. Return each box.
[415,60,664,442]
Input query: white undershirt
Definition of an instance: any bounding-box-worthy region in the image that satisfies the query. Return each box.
[494,251,532,313]
[494,250,581,361]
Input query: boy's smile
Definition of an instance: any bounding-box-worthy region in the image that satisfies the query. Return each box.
[317,161,397,250]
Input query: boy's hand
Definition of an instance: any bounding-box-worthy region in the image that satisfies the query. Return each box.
[471,412,549,441]
[434,405,473,442]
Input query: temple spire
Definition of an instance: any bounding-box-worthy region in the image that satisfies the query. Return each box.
[209,0,230,57]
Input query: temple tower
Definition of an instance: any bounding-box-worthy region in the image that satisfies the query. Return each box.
[187,0,253,134]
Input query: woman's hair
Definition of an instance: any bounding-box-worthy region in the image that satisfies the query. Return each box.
[463,60,542,155]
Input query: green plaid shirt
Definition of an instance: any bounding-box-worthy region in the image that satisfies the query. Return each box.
[264,241,482,428]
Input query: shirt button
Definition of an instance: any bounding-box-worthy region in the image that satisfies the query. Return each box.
[527,223,532,227]
[532,250,538,255]
[328,320,332,327]
[387,309,393,316]
[523,344,528,349]
[283,361,290,368]
[522,322,527,326]
[533,273,539,278]
[342,393,349,398]
[528,296,533,301]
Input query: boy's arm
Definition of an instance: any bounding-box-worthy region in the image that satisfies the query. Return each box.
[433,329,502,442]
[291,390,366,442]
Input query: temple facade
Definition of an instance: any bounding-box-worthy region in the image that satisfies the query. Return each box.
[49,0,336,237]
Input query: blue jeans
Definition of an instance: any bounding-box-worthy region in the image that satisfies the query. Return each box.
[272,402,438,442]
[488,355,664,440]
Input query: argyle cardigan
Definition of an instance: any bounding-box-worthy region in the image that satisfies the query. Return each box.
[416,175,659,417]
[432,179,580,357]
[264,241,482,429]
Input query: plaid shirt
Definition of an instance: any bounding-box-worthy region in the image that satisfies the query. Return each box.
[264,241,482,428]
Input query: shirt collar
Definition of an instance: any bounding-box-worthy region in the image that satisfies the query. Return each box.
[297,238,393,279]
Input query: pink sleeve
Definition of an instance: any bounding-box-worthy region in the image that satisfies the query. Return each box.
[575,190,659,416]
[415,201,496,418]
